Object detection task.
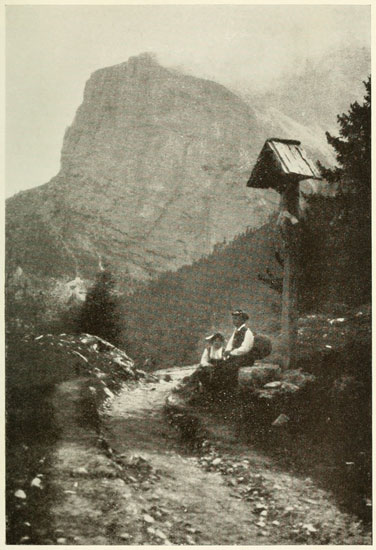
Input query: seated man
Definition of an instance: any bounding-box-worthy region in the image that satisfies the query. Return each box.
[223,309,255,367]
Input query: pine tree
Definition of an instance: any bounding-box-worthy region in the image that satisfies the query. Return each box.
[316,76,371,304]
[320,76,371,196]
[77,268,121,345]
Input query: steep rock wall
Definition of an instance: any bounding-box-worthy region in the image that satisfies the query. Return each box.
[6,53,279,288]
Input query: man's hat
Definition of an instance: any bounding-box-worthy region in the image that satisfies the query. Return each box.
[205,332,225,342]
[231,309,249,321]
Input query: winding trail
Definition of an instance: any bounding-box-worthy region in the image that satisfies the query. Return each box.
[101,366,368,545]
[33,366,370,544]
[106,366,265,544]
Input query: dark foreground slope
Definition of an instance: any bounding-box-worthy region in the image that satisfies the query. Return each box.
[6,332,137,544]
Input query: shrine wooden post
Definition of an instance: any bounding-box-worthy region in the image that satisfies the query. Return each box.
[278,179,300,368]
[247,139,321,368]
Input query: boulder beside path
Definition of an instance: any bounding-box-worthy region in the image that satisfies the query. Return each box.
[238,363,281,389]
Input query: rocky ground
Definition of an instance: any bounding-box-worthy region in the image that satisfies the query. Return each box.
[9,363,370,545]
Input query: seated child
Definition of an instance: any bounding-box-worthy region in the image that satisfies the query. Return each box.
[200,332,225,367]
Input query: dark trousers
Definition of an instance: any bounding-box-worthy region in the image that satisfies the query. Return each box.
[193,353,255,394]
[212,353,256,391]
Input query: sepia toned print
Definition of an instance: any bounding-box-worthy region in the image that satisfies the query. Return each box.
[5,4,371,545]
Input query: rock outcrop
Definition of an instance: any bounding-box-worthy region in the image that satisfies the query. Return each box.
[6,53,279,292]
[6,332,137,392]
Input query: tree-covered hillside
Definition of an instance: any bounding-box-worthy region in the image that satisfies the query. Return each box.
[120,222,282,367]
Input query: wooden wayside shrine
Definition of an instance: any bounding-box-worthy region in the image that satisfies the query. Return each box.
[247,138,321,368]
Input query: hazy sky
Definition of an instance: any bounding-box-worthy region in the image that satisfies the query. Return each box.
[6,4,371,197]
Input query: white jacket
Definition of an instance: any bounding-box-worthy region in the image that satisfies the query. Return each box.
[200,345,224,366]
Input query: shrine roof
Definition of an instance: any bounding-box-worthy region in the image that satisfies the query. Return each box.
[247,138,321,190]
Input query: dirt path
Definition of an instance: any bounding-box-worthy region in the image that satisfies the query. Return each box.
[40,366,370,545]
[105,367,266,545]
[102,367,369,545]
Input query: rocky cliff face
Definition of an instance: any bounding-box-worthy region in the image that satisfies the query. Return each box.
[6,53,280,290]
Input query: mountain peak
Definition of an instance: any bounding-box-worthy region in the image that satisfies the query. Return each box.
[89,52,164,83]
[7,57,277,294]
[128,51,159,67]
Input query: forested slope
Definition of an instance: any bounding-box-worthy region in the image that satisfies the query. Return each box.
[121,221,282,366]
